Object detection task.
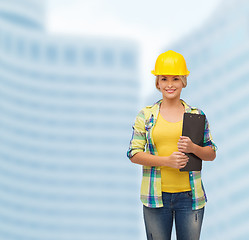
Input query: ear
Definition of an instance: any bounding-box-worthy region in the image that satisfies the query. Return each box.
[156,76,160,88]
[156,81,161,91]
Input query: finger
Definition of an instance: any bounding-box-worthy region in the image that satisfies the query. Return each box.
[178,158,189,164]
[177,145,185,150]
[178,140,186,144]
[180,136,189,140]
[179,153,189,159]
[175,151,186,155]
[173,152,180,156]
[181,164,187,169]
[179,163,187,169]
[178,146,188,152]
[180,162,187,167]
[178,142,187,147]
[178,147,186,150]
[180,158,189,164]
[181,154,189,159]
[178,148,187,153]
[179,138,190,144]
[182,161,188,166]
[181,158,189,163]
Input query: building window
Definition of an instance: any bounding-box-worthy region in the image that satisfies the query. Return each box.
[64,47,76,64]
[102,49,114,67]
[83,48,95,66]
[121,51,135,69]
[16,38,25,57]
[3,32,12,53]
[30,41,40,61]
[46,44,58,63]
[0,30,4,50]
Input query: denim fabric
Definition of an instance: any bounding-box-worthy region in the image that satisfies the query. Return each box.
[143,191,204,240]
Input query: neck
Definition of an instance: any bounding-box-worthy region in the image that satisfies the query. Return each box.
[160,98,183,110]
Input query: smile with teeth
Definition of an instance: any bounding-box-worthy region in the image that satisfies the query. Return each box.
[166,89,176,93]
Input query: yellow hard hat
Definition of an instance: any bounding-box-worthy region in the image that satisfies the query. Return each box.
[151,50,190,76]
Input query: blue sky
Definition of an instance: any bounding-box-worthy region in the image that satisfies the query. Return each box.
[46,0,222,97]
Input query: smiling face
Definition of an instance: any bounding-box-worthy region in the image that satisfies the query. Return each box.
[156,75,184,100]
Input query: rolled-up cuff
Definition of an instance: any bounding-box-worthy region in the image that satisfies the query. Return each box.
[203,140,218,152]
[127,148,144,159]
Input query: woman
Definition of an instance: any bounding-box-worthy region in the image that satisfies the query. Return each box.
[127,50,217,240]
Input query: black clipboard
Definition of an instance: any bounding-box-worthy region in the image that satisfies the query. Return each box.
[180,113,205,172]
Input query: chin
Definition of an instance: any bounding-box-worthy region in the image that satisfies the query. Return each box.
[164,94,180,100]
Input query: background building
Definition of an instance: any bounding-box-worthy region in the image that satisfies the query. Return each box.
[149,0,249,239]
[0,0,141,239]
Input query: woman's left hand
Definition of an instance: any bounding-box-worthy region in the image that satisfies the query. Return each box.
[177,136,195,153]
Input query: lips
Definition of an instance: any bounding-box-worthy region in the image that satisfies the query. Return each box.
[166,89,176,93]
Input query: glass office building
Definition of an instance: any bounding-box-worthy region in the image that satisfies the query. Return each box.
[148,0,249,239]
[0,0,141,239]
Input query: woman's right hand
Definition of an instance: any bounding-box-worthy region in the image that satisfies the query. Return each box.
[166,152,189,169]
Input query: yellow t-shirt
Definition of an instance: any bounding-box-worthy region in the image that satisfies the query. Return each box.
[152,112,191,193]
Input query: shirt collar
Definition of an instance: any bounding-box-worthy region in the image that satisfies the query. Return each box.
[153,99,194,114]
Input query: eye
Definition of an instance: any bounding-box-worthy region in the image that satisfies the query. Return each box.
[161,77,167,81]
[174,77,179,81]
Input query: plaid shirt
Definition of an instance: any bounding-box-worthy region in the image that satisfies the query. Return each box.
[127,99,217,210]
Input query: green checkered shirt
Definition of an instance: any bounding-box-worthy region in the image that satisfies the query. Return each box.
[127,99,217,210]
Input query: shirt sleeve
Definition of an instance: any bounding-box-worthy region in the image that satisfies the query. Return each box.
[127,109,147,159]
[201,111,218,152]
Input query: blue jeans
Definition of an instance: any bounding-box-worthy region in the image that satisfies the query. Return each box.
[143,191,204,240]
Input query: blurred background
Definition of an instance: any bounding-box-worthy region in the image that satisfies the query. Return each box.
[0,0,249,239]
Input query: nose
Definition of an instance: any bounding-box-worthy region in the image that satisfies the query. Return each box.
[167,80,173,87]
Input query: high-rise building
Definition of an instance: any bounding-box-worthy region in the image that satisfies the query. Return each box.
[0,1,141,239]
[149,0,249,239]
